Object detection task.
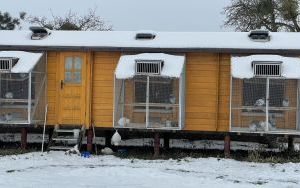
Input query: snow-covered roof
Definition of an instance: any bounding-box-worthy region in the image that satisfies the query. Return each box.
[1,30,300,51]
[0,51,43,73]
[231,55,300,79]
[115,53,185,79]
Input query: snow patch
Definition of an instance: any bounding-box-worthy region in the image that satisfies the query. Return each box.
[0,151,300,188]
[0,51,43,73]
[231,55,300,79]
[115,53,185,79]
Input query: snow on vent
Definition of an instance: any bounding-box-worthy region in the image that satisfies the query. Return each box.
[0,58,18,72]
[135,31,156,40]
[29,26,51,40]
[135,60,163,75]
[253,62,282,77]
[248,30,270,42]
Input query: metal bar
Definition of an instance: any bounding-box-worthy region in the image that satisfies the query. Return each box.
[179,76,182,129]
[113,76,116,127]
[121,80,125,118]
[28,72,32,124]
[229,76,233,132]
[265,78,270,131]
[146,76,150,128]
[297,80,300,131]
[41,104,48,152]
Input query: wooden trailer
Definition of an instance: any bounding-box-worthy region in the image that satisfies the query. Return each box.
[0,28,300,151]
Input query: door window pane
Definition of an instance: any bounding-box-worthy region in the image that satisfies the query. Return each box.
[74,57,82,70]
[74,72,81,83]
[64,72,72,82]
[65,57,73,70]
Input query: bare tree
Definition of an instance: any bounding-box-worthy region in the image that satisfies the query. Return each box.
[0,11,26,30]
[27,8,112,31]
[223,0,300,32]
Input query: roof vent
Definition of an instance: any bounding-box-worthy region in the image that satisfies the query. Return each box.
[135,31,156,40]
[29,26,51,40]
[253,61,282,77]
[135,60,164,75]
[0,57,19,72]
[248,30,270,42]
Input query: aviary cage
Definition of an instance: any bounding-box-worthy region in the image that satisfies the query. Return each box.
[0,51,46,125]
[113,53,185,130]
[230,55,300,133]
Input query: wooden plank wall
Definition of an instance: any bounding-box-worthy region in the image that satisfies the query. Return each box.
[46,51,59,125]
[92,52,120,127]
[184,53,230,131]
[47,51,231,132]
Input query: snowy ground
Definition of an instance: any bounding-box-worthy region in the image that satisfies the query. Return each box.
[0,152,300,188]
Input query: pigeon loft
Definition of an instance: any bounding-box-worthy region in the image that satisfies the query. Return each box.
[0,29,300,146]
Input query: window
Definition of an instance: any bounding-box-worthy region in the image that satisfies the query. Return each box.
[134,77,174,110]
[64,56,82,83]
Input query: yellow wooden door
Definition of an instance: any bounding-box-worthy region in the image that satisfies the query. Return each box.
[58,53,86,125]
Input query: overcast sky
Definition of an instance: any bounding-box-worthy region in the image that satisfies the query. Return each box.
[1,0,232,31]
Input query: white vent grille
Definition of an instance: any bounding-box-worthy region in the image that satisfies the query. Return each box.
[253,62,282,77]
[135,60,163,75]
[0,58,18,72]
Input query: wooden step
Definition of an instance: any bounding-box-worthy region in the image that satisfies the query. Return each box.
[52,137,77,141]
[49,146,74,150]
[55,129,77,133]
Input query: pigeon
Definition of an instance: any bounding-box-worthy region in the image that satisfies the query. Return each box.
[118,117,130,127]
[5,113,12,121]
[5,92,13,99]
[249,120,259,132]
[258,120,276,131]
[282,98,289,107]
[111,130,122,146]
[254,98,265,107]
[269,114,276,130]
[169,94,176,104]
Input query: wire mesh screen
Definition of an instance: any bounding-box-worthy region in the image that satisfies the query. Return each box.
[0,54,46,124]
[0,73,29,123]
[231,78,299,132]
[31,55,46,124]
[114,75,181,129]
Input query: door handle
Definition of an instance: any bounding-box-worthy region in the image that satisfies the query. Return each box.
[60,80,64,89]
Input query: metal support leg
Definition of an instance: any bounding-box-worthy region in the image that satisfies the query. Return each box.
[105,130,112,148]
[288,136,294,152]
[21,127,28,150]
[224,134,231,158]
[87,128,93,153]
[164,133,170,150]
[154,132,160,158]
